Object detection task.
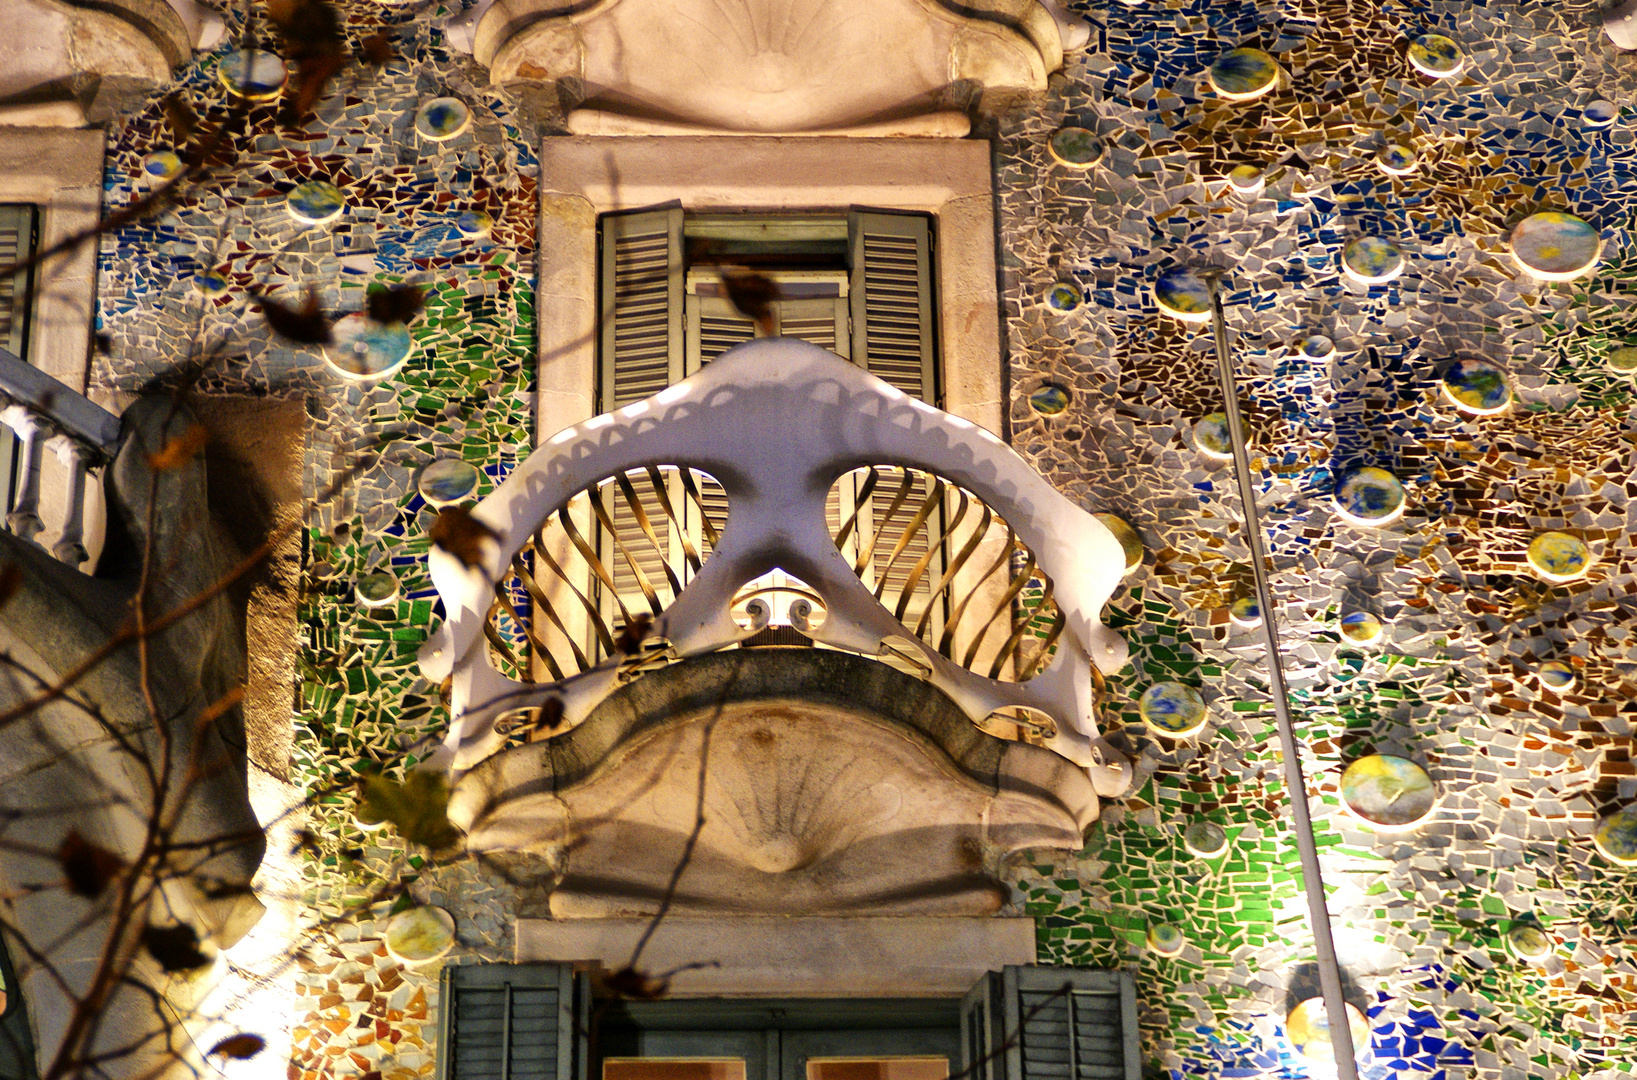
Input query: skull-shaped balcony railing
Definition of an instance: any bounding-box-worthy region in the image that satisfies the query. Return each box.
[420,338,1133,795]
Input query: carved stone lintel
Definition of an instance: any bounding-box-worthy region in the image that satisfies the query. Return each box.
[472,0,1085,135]
[451,650,1100,918]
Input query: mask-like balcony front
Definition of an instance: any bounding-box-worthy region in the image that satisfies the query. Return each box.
[420,337,1134,917]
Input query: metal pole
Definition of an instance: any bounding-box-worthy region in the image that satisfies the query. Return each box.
[1201,270,1359,1077]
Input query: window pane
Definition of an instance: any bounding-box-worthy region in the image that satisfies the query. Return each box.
[605,1060,747,1080]
[806,1059,948,1080]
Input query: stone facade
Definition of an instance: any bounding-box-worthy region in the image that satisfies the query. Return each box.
[53,2,1637,1080]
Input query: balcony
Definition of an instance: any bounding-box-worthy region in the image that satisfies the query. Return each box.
[422,338,1134,789]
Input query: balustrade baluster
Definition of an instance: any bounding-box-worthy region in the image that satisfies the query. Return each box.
[52,438,93,565]
[5,411,45,542]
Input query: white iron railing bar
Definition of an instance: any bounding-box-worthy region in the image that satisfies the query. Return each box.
[1203,272,1359,1079]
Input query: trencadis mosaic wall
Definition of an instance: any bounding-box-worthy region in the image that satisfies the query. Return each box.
[87,1,1637,1079]
[1003,0,1637,1078]
[96,5,540,1079]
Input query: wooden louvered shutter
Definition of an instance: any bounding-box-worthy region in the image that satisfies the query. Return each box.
[598,207,685,632]
[848,209,935,401]
[685,295,755,373]
[600,205,684,410]
[961,967,1139,1080]
[0,927,39,1080]
[0,206,38,513]
[844,211,941,634]
[438,963,587,1080]
[778,297,849,359]
[0,205,37,360]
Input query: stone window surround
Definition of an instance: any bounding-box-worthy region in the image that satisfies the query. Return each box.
[535,136,1002,441]
[0,127,107,564]
[0,127,102,393]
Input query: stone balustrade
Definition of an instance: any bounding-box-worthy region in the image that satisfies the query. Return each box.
[0,347,121,566]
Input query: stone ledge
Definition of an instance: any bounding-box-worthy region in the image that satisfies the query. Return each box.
[515,915,1037,996]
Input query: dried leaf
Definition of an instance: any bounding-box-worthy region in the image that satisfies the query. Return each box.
[355,770,461,850]
[141,923,212,972]
[429,506,499,570]
[537,696,566,731]
[253,288,332,344]
[367,284,425,325]
[58,830,126,898]
[163,94,197,145]
[200,880,257,900]
[360,32,395,65]
[268,0,347,119]
[601,966,669,1000]
[615,613,652,655]
[0,563,20,609]
[719,269,780,337]
[284,51,347,122]
[147,425,209,472]
[209,1034,266,1060]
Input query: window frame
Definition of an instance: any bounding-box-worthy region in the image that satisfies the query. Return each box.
[597,997,963,1080]
[0,128,102,392]
[589,205,950,646]
[439,964,1141,1080]
[531,137,1003,673]
[535,137,1002,444]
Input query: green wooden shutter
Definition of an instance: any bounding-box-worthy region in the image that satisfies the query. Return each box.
[847,209,935,402]
[0,205,38,515]
[685,294,756,373]
[777,297,849,359]
[844,211,941,636]
[599,205,684,411]
[598,206,686,632]
[961,967,1139,1080]
[686,295,848,373]
[0,927,39,1080]
[0,205,37,360]
[438,963,587,1080]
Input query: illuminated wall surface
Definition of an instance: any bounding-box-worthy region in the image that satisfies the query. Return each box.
[94,1,1637,1079]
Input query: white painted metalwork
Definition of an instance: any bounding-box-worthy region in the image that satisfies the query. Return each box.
[420,338,1132,792]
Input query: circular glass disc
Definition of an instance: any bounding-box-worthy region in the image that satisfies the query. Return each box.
[418,458,483,507]
[1593,804,1637,865]
[1048,126,1105,168]
[1509,212,1601,281]
[286,180,345,225]
[1441,358,1512,415]
[1154,267,1212,322]
[1208,48,1280,101]
[1138,681,1208,738]
[1333,466,1407,526]
[1342,237,1405,285]
[1287,998,1370,1063]
[1526,531,1591,582]
[1341,754,1437,829]
[324,313,414,381]
[416,97,473,141]
[1183,820,1229,858]
[1407,34,1464,79]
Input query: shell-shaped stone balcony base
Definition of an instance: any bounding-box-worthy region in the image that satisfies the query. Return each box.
[449,649,1103,918]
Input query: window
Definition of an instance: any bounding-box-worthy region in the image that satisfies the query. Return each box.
[593,206,945,643]
[0,204,39,512]
[437,965,1138,1080]
[0,205,38,360]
